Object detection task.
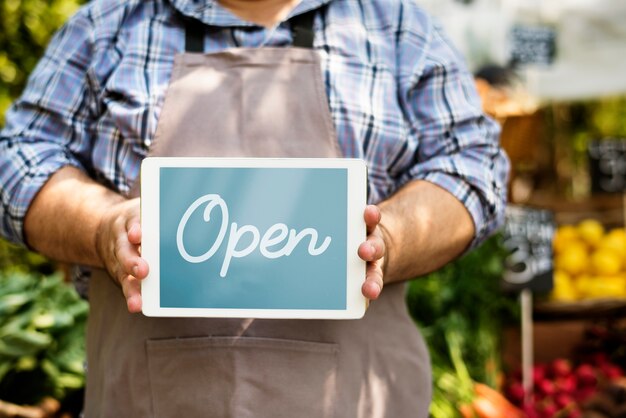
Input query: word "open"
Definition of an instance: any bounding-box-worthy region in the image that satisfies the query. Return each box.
[176,194,332,277]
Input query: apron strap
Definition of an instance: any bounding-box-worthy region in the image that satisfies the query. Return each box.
[290,9,317,48]
[185,17,206,53]
[183,8,319,52]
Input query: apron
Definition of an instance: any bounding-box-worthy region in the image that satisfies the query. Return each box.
[85,9,431,418]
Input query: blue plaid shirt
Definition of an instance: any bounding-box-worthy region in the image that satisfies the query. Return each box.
[0,0,508,250]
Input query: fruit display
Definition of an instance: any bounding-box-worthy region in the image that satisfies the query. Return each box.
[552,220,626,301]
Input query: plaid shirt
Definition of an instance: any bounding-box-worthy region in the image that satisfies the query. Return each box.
[0,0,508,250]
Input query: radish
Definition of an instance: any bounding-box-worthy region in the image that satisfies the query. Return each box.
[522,403,539,418]
[539,400,558,418]
[507,381,525,404]
[551,358,573,378]
[600,364,623,381]
[537,379,556,397]
[555,393,575,409]
[575,364,597,388]
[534,364,548,386]
[555,375,577,394]
[575,386,597,402]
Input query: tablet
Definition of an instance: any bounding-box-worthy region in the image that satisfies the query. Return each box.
[140,157,368,319]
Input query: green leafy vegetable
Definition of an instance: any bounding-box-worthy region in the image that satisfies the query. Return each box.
[0,271,87,404]
[406,234,519,418]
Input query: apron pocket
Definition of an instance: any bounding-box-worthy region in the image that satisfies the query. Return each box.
[146,336,339,418]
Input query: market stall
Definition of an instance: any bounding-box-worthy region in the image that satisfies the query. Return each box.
[413,1,626,416]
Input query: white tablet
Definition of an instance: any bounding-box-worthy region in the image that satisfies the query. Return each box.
[140,157,368,319]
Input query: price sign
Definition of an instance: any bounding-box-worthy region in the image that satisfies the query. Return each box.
[502,206,555,293]
[588,139,626,194]
[509,24,557,66]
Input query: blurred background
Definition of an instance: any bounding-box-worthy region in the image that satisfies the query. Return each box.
[418,2,626,418]
[0,0,626,417]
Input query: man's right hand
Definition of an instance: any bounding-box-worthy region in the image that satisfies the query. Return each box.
[95,198,149,313]
[24,166,149,314]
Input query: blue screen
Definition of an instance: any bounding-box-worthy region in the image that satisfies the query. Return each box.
[159,167,347,309]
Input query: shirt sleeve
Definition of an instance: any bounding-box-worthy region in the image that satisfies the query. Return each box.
[0,7,95,245]
[397,14,510,249]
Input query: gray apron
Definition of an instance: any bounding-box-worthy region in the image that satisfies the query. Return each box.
[85,10,431,418]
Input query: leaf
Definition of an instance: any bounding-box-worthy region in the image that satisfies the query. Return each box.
[0,293,32,316]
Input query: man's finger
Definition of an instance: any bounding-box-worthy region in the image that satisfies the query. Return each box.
[358,235,385,261]
[133,257,150,280]
[363,205,381,234]
[362,261,384,300]
[127,222,142,245]
[116,236,140,273]
[121,275,142,313]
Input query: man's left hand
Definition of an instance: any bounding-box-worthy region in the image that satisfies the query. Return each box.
[358,205,387,300]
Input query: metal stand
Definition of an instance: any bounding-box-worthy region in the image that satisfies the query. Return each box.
[521,289,534,406]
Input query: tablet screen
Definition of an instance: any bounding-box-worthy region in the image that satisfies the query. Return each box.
[160,166,347,310]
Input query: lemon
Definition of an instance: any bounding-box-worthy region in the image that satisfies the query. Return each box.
[575,274,594,298]
[554,269,571,283]
[551,270,578,301]
[591,249,623,275]
[600,228,626,259]
[553,225,580,254]
[583,276,626,299]
[577,219,605,248]
[556,241,589,276]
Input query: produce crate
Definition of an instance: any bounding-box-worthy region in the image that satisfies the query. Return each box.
[526,194,625,228]
[534,299,626,321]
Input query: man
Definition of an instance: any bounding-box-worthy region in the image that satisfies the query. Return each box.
[0,0,508,416]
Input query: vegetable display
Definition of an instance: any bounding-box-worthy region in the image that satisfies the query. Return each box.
[504,355,624,417]
[0,270,87,407]
[406,235,520,417]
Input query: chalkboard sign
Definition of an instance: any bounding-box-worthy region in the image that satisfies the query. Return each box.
[588,138,626,194]
[502,206,555,293]
[509,24,557,66]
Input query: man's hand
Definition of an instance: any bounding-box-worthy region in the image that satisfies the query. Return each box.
[95,198,149,313]
[24,166,151,314]
[358,205,387,300]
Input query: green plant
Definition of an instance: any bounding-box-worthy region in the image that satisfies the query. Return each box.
[0,239,56,276]
[406,234,519,417]
[0,0,84,126]
[0,271,87,405]
[0,4,88,404]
